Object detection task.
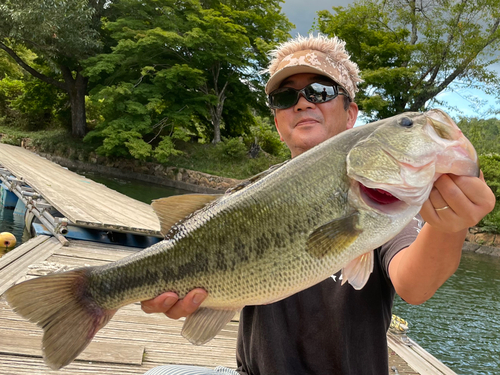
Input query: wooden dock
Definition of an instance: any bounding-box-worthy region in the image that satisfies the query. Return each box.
[0,144,161,237]
[0,236,457,375]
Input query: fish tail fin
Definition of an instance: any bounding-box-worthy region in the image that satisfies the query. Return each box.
[4,269,116,370]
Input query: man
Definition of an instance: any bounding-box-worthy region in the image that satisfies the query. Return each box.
[142,35,495,374]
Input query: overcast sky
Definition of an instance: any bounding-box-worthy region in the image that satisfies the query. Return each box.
[280,0,345,37]
[279,1,499,120]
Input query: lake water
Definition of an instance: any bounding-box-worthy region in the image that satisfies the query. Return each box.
[0,205,28,257]
[393,251,500,374]
[0,172,499,374]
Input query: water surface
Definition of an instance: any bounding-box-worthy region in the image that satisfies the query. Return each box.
[0,206,28,255]
[393,251,500,374]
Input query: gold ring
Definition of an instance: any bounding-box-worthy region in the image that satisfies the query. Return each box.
[435,205,450,211]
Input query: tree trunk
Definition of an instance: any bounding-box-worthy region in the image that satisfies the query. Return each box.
[61,67,88,137]
[212,114,222,144]
[210,100,225,144]
[204,63,229,144]
[0,42,89,138]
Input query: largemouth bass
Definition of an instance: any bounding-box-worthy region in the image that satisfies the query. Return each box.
[5,109,479,369]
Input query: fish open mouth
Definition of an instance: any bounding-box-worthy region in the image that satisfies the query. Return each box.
[359,184,400,205]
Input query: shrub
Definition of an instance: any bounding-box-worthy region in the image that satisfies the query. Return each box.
[248,116,291,159]
[213,137,248,161]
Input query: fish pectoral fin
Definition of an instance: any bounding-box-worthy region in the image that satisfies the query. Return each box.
[341,251,374,290]
[306,212,362,259]
[152,194,221,236]
[181,307,239,345]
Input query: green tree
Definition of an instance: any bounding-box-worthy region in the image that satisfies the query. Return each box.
[0,0,108,136]
[457,117,500,155]
[317,0,500,121]
[0,48,67,129]
[83,0,291,161]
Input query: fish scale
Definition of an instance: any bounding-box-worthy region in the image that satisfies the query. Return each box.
[5,109,479,370]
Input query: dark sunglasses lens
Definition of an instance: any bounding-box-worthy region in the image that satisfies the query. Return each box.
[270,88,299,109]
[269,83,340,109]
[306,83,337,103]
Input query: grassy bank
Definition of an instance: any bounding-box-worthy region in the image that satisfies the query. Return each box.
[0,126,289,180]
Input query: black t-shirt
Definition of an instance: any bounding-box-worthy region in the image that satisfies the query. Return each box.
[236,217,422,375]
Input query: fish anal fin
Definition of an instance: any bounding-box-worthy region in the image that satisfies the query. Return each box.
[182,307,239,345]
[152,194,221,236]
[306,212,362,259]
[341,251,374,290]
[4,269,116,370]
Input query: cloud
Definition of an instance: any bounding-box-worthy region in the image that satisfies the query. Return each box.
[280,0,351,36]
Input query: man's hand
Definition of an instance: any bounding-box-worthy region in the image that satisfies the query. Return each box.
[390,172,495,305]
[141,289,208,319]
[420,172,496,233]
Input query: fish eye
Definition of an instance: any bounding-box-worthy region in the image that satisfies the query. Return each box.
[399,117,413,127]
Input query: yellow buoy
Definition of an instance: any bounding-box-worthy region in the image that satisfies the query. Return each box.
[0,232,16,250]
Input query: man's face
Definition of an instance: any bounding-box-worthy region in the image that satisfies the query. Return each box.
[273,73,358,158]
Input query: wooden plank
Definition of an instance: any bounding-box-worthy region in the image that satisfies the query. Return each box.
[410,343,457,375]
[54,245,138,262]
[0,331,144,366]
[0,236,61,295]
[42,254,112,268]
[0,354,150,375]
[0,144,161,236]
[389,347,419,375]
[387,332,457,375]
[0,235,50,271]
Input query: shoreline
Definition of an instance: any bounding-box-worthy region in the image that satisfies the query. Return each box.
[38,152,240,194]
[464,230,500,256]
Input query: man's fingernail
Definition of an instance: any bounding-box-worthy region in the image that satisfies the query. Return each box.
[193,293,205,305]
[163,296,177,308]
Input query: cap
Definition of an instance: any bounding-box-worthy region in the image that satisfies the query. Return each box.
[265,35,362,99]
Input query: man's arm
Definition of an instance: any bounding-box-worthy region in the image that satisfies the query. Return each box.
[389,173,496,305]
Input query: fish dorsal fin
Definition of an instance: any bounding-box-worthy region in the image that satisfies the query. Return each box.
[182,307,240,345]
[341,251,374,290]
[306,212,362,259]
[152,194,221,236]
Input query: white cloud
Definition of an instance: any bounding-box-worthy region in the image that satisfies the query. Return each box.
[280,0,350,36]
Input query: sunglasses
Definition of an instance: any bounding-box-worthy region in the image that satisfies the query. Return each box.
[268,82,350,109]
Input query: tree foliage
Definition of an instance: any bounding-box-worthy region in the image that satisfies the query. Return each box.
[0,48,68,129]
[456,117,500,232]
[477,154,500,233]
[83,0,291,161]
[0,0,108,136]
[316,0,500,121]
[457,117,500,155]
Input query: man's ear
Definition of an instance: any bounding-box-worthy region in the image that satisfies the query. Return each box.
[274,116,284,141]
[346,102,359,130]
